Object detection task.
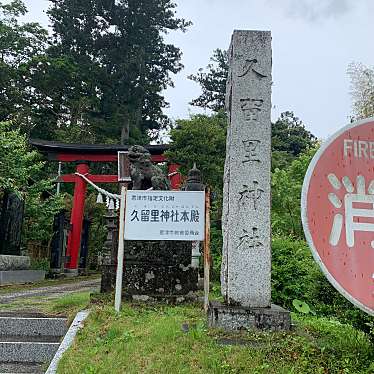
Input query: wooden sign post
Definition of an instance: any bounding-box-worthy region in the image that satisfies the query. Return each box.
[204,189,211,312]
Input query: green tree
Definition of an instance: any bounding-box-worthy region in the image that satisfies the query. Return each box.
[0,121,63,244]
[188,48,228,112]
[166,112,226,279]
[271,147,318,238]
[189,50,316,170]
[271,111,317,170]
[0,0,48,129]
[347,62,374,120]
[166,112,226,191]
[45,0,191,144]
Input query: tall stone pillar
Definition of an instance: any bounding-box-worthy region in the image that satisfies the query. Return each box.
[209,30,290,331]
[221,30,272,307]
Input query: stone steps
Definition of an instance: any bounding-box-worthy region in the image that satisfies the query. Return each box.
[0,362,44,374]
[0,315,68,373]
[0,335,60,343]
[0,342,60,363]
[0,317,67,337]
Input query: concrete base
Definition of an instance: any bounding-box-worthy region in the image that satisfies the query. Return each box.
[0,270,45,285]
[64,269,78,277]
[208,301,291,332]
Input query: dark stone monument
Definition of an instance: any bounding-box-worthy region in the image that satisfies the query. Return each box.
[0,191,24,256]
[129,145,170,190]
[0,192,45,284]
[50,210,70,274]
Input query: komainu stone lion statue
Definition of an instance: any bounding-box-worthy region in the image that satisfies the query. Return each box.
[128,145,170,190]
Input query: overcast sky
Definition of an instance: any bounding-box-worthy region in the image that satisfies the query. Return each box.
[22,0,374,139]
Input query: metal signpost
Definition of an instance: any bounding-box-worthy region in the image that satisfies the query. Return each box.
[115,190,208,312]
[302,117,374,316]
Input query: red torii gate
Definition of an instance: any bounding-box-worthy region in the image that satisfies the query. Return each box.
[30,140,181,275]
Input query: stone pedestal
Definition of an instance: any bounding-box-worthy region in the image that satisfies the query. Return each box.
[100,239,199,301]
[208,301,290,331]
[0,270,45,285]
[122,240,198,302]
[0,255,45,285]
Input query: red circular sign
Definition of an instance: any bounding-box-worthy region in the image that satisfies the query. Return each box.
[302,118,374,316]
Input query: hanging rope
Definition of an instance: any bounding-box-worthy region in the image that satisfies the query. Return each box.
[75,172,121,200]
[75,170,179,208]
[75,172,121,210]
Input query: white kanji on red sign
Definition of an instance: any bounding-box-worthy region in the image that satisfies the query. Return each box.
[302,117,374,316]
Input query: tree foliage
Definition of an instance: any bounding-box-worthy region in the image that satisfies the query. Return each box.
[348,62,374,120]
[189,50,316,170]
[188,49,228,112]
[43,0,191,144]
[0,0,48,127]
[271,147,318,238]
[0,121,63,244]
[0,121,44,192]
[272,111,317,170]
[166,112,226,191]
[0,0,190,144]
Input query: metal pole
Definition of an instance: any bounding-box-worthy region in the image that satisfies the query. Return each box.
[115,186,127,312]
[204,189,211,312]
[56,161,62,195]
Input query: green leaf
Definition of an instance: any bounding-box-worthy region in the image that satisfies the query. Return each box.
[293,299,311,314]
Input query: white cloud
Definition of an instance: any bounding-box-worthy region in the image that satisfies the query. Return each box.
[268,0,360,22]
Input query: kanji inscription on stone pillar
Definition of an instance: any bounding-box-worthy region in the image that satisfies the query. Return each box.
[221,30,272,308]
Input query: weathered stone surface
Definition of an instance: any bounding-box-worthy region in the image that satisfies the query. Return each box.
[0,255,30,271]
[100,240,199,298]
[0,316,67,337]
[129,145,170,190]
[221,30,272,308]
[0,192,24,256]
[100,264,116,293]
[0,362,44,373]
[124,240,193,266]
[123,264,198,297]
[0,341,59,363]
[208,301,291,331]
[0,270,45,285]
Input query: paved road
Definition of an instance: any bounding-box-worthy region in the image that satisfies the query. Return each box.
[0,278,101,304]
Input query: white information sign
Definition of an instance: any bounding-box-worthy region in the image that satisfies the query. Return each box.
[124,190,205,241]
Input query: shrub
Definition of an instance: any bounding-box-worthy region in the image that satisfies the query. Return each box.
[271,236,319,309]
[272,236,373,340]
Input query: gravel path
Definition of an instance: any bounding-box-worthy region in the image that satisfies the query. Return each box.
[0,278,101,304]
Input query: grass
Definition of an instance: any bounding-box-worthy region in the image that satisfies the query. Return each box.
[56,302,374,374]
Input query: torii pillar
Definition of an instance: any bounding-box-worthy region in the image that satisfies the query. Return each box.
[65,161,89,275]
